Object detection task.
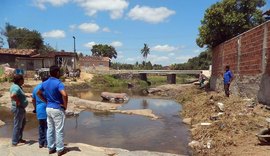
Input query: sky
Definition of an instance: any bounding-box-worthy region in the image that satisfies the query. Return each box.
[1,0,270,66]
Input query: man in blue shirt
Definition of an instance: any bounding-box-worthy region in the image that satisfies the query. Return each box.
[223,65,233,97]
[32,76,49,148]
[37,65,68,156]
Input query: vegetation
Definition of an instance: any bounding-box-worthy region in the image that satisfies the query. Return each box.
[170,49,212,70]
[111,61,163,70]
[141,43,150,60]
[90,74,148,90]
[1,23,56,52]
[91,44,117,59]
[197,0,266,48]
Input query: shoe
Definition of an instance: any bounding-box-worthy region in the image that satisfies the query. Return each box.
[11,143,17,147]
[44,144,47,148]
[57,148,67,156]
[49,148,56,154]
[19,139,26,143]
[39,144,43,148]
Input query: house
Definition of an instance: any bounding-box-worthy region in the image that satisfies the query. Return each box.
[0,48,78,71]
[79,56,110,71]
[0,48,38,68]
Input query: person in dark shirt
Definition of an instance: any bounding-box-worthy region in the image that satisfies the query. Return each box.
[223,65,233,97]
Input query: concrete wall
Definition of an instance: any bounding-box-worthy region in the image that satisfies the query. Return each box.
[211,21,270,105]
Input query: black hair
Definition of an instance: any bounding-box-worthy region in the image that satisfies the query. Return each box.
[13,74,24,85]
[49,65,60,77]
[225,65,230,70]
[42,76,49,82]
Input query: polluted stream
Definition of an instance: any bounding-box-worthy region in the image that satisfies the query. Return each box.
[0,90,190,155]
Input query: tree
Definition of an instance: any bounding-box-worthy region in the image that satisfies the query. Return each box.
[197,0,266,48]
[91,44,117,59]
[141,43,150,60]
[3,23,44,49]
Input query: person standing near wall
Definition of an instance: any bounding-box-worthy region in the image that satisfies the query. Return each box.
[10,74,28,146]
[32,76,49,148]
[37,65,68,156]
[223,65,233,97]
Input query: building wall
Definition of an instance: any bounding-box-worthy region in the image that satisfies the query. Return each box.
[211,21,270,105]
[0,54,17,67]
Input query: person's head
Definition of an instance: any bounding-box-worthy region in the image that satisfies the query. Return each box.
[42,76,49,82]
[13,74,24,86]
[225,65,230,71]
[49,65,60,78]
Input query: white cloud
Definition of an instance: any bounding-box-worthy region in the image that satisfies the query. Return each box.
[117,55,124,59]
[126,58,135,62]
[33,0,70,10]
[84,41,96,48]
[102,27,110,32]
[128,5,175,24]
[168,53,175,56]
[148,55,170,63]
[75,0,129,19]
[110,41,123,47]
[175,56,192,63]
[193,49,201,53]
[69,24,77,30]
[152,44,178,52]
[42,30,66,38]
[78,23,100,33]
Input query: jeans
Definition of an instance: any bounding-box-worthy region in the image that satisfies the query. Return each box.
[46,108,65,152]
[224,83,230,97]
[11,107,26,145]
[38,119,47,146]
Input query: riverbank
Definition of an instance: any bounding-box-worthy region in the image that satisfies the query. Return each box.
[149,84,270,155]
[0,138,182,156]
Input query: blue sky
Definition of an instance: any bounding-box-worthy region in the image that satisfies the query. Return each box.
[1,0,269,66]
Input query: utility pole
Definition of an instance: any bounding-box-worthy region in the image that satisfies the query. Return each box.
[72,36,76,69]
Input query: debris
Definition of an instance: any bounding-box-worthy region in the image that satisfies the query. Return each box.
[188,140,201,149]
[200,122,212,126]
[183,118,192,125]
[216,102,224,112]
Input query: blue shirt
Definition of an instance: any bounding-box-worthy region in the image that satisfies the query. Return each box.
[10,83,28,109]
[224,70,233,84]
[32,83,47,119]
[40,77,65,109]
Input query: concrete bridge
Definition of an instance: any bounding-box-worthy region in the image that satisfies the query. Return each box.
[92,70,211,84]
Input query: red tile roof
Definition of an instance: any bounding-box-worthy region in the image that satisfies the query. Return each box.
[0,48,37,56]
[31,51,77,58]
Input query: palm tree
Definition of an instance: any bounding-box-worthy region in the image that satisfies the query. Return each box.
[141,43,150,61]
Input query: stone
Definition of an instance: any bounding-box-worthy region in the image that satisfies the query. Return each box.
[0,120,5,127]
[188,140,201,149]
[182,118,192,125]
[216,102,224,112]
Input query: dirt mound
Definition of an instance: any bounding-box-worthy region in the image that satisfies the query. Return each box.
[165,85,270,155]
[79,72,93,81]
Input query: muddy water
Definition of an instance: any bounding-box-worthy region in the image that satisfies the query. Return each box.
[0,91,190,155]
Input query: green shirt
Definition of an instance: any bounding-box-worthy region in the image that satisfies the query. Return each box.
[10,83,28,109]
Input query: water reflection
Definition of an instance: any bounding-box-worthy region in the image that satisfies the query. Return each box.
[0,98,190,155]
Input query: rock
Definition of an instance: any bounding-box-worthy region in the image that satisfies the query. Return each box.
[0,120,5,127]
[183,118,192,125]
[101,92,129,102]
[147,88,163,94]
[216,102,224,112]
[188,140,201,149]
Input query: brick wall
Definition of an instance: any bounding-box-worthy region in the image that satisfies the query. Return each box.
[211,21,270,104]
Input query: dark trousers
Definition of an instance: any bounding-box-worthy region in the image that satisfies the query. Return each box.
[12,107,26,145]
[224,83,230,97]
[38,119,47,146]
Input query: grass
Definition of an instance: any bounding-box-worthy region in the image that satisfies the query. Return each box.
[147,74,197,86]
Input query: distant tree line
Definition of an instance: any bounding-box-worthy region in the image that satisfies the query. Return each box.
[170,50,212,70]
[111,61,163,70]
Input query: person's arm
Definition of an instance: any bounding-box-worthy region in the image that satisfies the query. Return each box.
[10,93,20,106]
[58,83,68,110]
[60,90,68,110]
[32,92,36,111]
[37,90,47,103]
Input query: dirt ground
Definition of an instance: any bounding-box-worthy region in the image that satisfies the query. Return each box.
[153,84,270,156]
